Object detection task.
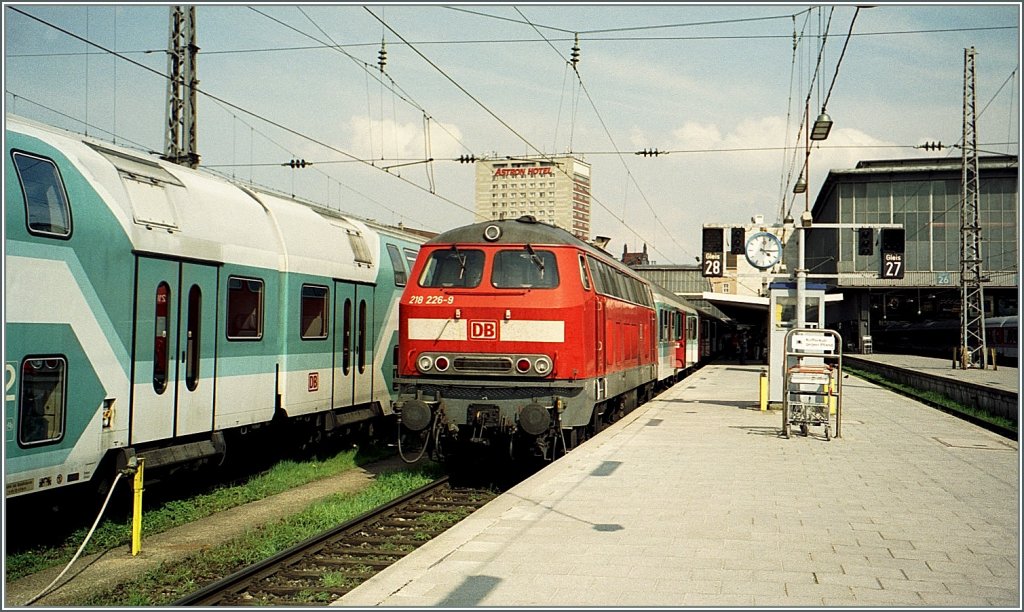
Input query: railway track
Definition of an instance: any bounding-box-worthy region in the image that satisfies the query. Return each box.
[172,477,498,606]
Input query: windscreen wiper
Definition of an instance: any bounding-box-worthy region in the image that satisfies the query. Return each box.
[525,243,545,278]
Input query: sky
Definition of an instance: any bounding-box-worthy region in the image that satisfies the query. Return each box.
[3,2,1020,265]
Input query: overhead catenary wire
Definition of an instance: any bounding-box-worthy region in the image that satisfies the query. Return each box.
[10,6,476,227]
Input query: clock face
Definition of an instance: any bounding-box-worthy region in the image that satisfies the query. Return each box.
[745,232,782,269]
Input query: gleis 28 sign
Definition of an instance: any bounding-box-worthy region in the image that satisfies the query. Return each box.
[701,227,724,278]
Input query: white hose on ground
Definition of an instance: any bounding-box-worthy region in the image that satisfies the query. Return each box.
[24,470,125,606]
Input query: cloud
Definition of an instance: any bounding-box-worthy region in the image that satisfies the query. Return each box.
[345,115,464,161]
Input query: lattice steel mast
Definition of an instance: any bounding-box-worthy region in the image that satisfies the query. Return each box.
[163,6,199,168]
[959,46,987,368]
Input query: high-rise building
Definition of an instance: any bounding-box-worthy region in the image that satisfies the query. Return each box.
[474,156,591,241]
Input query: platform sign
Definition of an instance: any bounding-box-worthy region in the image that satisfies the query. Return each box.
[791,332,835,353]
[881,251,904,279]
[702,227,724,278]
[880,228,905,279]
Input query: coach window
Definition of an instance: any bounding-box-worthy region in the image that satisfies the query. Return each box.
[227,277,264,340]
[492,249,559,289]
[419,248,485,288]
[403,248,418,275]
[357,299,368,373]
[13,152,72,238]
[153,282,171,394]
[185,285,202,391]
[300,285,329,340]
[386,244,407,287]
[577,254,591,290]
[19,357,67,446]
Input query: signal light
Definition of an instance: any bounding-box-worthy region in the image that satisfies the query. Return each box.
[730,227,745,255]
[858,228,873,256]
[516,358,532,374]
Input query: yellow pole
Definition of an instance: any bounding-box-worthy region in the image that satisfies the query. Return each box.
[132,458,145,556]
[828,368,837,416]
[759,370,768,411]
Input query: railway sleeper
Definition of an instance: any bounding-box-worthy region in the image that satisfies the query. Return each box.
[327,546,411,557]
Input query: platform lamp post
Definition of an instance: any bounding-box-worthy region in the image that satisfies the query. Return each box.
[794,108,834,329]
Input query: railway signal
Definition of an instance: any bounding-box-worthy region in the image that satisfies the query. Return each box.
[858,228,873,256]
[730,227,745,255]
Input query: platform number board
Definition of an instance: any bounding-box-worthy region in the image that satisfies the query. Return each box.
[701,227,724,278]
[879,228,905,279]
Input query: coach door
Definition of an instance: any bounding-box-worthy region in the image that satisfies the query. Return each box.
[131,258,218,444]
[332,283,375,409]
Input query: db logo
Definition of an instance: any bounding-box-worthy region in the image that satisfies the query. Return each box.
[469,320,498,340]
[308,372,319,392]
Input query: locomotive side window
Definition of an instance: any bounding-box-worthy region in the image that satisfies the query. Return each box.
[578,254,591,290]
[492,249,559,288]
[153,282,171,394]
[419,248,485,288]
[18,357,67,447]
[12,151,72,238]
[300,285,329,339]
[185,285,202,391]
[386,244,407,287]
[586,256,607,294]
[227,276,264,340]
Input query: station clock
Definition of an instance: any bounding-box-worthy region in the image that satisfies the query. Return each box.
[744,231,783,269]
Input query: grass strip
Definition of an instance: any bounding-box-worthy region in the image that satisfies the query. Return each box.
[76,467,444,606]
[845,366,1017,432]
[5,445,391,581]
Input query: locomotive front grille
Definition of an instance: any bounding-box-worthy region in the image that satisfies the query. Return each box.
[454,356,513,373]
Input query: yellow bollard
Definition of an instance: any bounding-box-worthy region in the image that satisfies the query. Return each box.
[759,370,768,412]
[132,458,145,556]
[828,368,836,416]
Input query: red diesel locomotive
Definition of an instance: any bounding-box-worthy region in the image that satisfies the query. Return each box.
[394,216,710,462]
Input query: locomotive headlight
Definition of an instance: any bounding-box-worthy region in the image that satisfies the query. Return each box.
[434,355,450,372]
[516,358,532,373]
[417,355,434,372]
[534,356,552,375]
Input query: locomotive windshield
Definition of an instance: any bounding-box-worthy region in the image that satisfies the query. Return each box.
[419,248,485,288]
[492,249,559,288]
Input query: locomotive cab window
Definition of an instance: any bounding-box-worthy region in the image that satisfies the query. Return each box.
[227,277,264,340]
[492,248,559,289]
[419,248,485,288]
[300,285,329,339]
[18,357,67,447]
[12,151,72,238]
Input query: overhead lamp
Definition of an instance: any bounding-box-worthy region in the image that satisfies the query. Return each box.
[810,111,833,141]
[793,174,807,194]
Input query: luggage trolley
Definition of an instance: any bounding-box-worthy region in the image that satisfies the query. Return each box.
[781,328,843,440]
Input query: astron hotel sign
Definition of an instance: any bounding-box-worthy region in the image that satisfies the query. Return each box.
[493,167,554,177]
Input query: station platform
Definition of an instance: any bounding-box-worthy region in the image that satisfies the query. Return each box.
[337,364,1020,607]
[845,352,1019,395]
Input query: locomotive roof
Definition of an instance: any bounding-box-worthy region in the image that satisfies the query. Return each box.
[426,216,586,249]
